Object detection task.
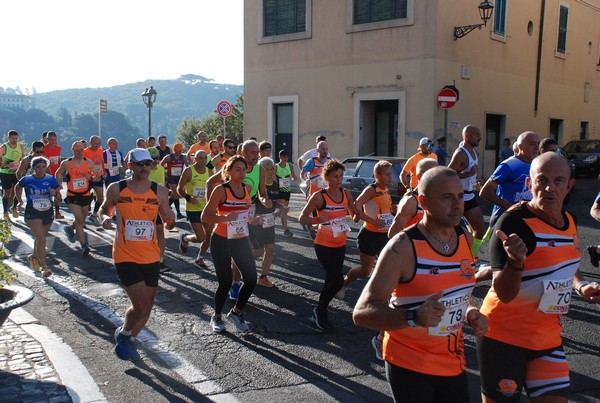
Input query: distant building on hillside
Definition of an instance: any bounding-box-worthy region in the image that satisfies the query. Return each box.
[0,91,34,111]
[244,0,600,176]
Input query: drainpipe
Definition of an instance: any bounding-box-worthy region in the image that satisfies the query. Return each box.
[534,0,546,116]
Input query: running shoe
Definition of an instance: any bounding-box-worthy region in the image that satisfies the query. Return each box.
[335,286,347,300]
[258,276,275,288]
[11,207,18,218]
[89,214,101,226]
[63,225,76,243]
[210,315,226,333]
[114,326,140,361]
[588,245,599,268]
[229,282,241,300]
[81,242,91,256]
[195,257,208,269]
[371,335,383,361]
[310,307,332,332]
[283,229,293,238]
[159,261,171,274]
[308,227,317,240]
[40,265,53,278]
[17,205,24,213]
[55,211,65,220]
[227,309,250,332]
[27,254,41,271]
[179,234,189,253]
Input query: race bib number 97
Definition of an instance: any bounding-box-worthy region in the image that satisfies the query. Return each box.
[124,219,154,241]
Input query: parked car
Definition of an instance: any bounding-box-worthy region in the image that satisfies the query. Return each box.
[562,139,600,177]
[341,156,408,203]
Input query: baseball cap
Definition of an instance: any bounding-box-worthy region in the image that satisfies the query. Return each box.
[436,136,446,142]
[173,143,184,152]
[129,148,152,163]
[419,137,434,146]
[148,147,160,158]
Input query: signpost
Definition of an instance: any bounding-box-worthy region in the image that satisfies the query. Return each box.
[98,99,108,137]
[217,100,233,137]
[437,87,459,139]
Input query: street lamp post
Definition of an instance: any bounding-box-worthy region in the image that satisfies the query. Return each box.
[142,86,157,138]
[453,1,494,40]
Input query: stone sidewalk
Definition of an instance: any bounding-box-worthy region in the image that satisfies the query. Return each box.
[0,315,72,403]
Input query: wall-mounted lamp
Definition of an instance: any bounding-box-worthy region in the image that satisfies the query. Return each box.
[453,1,494,40]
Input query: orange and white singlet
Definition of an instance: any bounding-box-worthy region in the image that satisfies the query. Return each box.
[213,183,252,239]
[83,147,104,176]
[384,225,476,376]
[315,189,351,248]
[363,184,393,233]
[308,157,331,197]
[405,196,425,228]
[480,204,581,350]
[113,181,160,264]
[66,158,92,196]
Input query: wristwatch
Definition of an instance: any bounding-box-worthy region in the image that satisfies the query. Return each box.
[406,309,418,328]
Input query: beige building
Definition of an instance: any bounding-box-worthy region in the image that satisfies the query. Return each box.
[244,0,600,175]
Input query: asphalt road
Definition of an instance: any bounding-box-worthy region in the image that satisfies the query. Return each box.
[5,177,600,402]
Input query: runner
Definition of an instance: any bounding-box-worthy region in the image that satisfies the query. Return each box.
[399,137,438,191]
[155,134,171,160]
[98,148,175,360]
[103,137,125,187]
[16,142,46,179]
[187,131,211,165]
[161,143,186,219]
[336,160,396,300]
[83,135,105,226]
[275,149,297,237]
[477,152,600,402]
[251,157,282,287]
[147,147,170,273]
[299,160,364,331]
[301,141,331,238]
[216,138,236,171]
[448,125,486,260]
[0,130,25,220]
[201,155,257,333]
[177,150,211,268]
[353,166,488,402]
[55,141,100,256]
[388,158,438,238]
[259,141,272,158]
[17,156,60,277]
[43,131,63,219]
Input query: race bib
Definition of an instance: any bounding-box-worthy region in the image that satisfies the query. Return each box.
[170,167,182,176]
[377,213,394,229]
[538,278,572,314]
[261,213,275,228]
[124,219,154,241]
[227,211,249,239]
[108,166,120,176]
[72,177,87,190]
[49,156,60,165]
[32,196,52,211]
[278,177,291,188]
[468,178,477,192]
[330,217,350,238]
[316,176,326,189]
[192,187,206,198]
[429,292,470,336]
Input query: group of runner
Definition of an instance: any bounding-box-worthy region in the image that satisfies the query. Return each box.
[6,126,600,402]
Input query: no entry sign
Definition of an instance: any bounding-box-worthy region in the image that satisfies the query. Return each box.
[437,88,458,109]
[217,101,232,117]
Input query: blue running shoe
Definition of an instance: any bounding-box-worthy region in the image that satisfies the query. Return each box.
[227,309,250,332]
[229,282,241,300]
[114,326,140,361]
[81,242,91,256]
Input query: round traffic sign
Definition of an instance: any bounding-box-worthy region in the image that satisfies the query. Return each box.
[217,101,232,117]
[437,88,458,109]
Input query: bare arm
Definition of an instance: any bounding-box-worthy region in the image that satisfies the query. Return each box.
[99,182,120,228]
[299,192,326,226]
[177,167,193,200]
[16,158,30,180]
[156,185,176,229]
[480,179,513,211]
[388,195,417,238]
[201,185,235,224]
[399,167,410,188]
[591,199,600,222]
[54,159,69,184]
[206,171,224,200]
[491,230,528,303]
[448,149,470,177]
[353,186,386,228]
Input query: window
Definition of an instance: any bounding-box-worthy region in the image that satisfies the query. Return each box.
[353,0,407,24]
[347,0,413,32]
[263,0,306,36]
[557,5,568,53]
[493,0,506,35]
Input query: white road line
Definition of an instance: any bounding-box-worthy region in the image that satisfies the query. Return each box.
[10,234,237,401]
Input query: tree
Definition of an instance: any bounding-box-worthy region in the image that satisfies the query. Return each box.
[72,113,98,139]
[56,107,72,128]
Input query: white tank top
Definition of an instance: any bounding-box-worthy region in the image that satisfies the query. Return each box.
[459,146,478,201]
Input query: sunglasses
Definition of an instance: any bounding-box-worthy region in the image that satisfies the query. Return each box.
[424,144,433,148]
[133,161,153,167]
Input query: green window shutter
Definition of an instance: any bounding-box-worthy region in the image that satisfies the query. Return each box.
[557,5,568,53]
[264,0,306,36]
[354,0,407,25]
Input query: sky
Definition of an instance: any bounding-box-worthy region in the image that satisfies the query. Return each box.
[0,0,244,94]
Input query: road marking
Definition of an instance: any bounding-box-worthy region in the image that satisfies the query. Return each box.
[10,234,237,401]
